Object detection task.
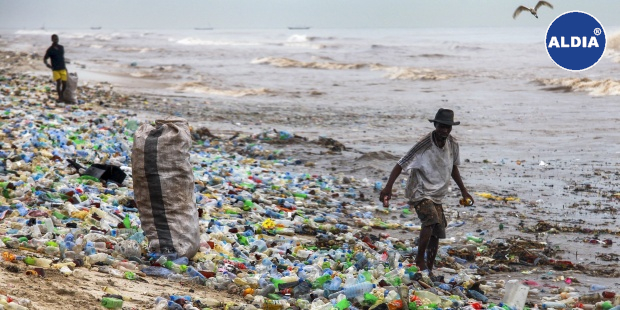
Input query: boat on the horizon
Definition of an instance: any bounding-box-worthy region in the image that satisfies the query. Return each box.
[194,27,214,30]
[90,26,102,30]
[288,26,311,30]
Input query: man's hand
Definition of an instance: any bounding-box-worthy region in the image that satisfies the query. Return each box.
[379,187,392,208]
[461,190,474,205]
[46,64,52,69]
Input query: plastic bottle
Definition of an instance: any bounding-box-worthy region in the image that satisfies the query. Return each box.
[466,234,484,243]
[338,283,376,299]
[459,197,473,206]
[591,284,609,291]
[398,284,409,310]
[293,281,312,297]
[101,297,123,309]
[197,298,225,308]
[166,301,183,310]
[595,301,613,310]
[414,291,441,305]
[384,264,403,286]
[88,253,115,265]
[23,256,52,267]
[163,260,187,273]
[186,266,207,284]
[258,284,276,296]
[335,297,351,310]
[251,239,268,253]
[542,301,567,309]
[363,293,379,307]
[271,275,301,290]
[325,276,343,292]
[5,302,29,310]
[141,266,173,278]
[469,290,488,303]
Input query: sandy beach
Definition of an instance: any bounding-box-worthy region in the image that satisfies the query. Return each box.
[0,27,619,309]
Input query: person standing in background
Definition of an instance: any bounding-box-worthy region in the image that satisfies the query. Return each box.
[44,34,67,102]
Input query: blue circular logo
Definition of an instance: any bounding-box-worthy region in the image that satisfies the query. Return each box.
[545,11,606,71]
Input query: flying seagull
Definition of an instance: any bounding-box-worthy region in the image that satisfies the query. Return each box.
[513,1,553,19]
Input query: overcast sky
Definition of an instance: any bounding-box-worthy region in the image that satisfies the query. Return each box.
[1,0,619,30]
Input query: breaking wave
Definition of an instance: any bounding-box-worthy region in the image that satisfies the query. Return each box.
[536,78,620,96]
[371,64,454,81]
[283,35,327,49]
[112,47,151,53]
[175,37,260,46]
[252,57,366,70]
[286,35,334,42]
[14,30,54,35]
[174,82,273,97]
[287,35,311,43]
[129,71,159,78]
[450,44,485,51]
[607,32,620,63]
[253,57,453,80]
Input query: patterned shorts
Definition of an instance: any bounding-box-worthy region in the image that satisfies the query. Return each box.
[411,199,447,239]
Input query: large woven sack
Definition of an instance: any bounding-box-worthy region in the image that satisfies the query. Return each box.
[132,117,199,258]
[62,72,78,104]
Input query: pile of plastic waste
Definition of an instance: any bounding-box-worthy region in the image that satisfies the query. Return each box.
[0,70,619,310]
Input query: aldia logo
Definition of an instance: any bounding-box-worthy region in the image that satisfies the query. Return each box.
[546,11,606,71]
[547,36,599,48]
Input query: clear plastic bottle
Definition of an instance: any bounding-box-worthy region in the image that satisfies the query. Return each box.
[338,282,376,299]
[186,266,207,284]
[88,253,115,265]
[542,301,567,309]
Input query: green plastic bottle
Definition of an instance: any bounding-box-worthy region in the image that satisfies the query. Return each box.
[52,211,67,220]
[335,298,351,310]
[23,256,36,265]
[363,293,378,306]
[466,235,484,243]
[312,274,332,288]
[243,200,253,211]
[123,215,132,229]
[239,182,255,189]
[101,297,123,309]
[293,192,307,199]
[124,271,136,280]
[237,234,249,246]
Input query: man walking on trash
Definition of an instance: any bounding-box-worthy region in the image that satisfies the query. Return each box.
[43,34,67,102]
[380,108,473,275]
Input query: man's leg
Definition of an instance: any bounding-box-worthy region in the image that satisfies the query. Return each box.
[56,80,63,101]
[61,80,67,102]
[426,234,440,273]
[415,225,432,271]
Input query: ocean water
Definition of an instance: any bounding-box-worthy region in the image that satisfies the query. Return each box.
[4,27,620,100]
[2,27,620,190]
